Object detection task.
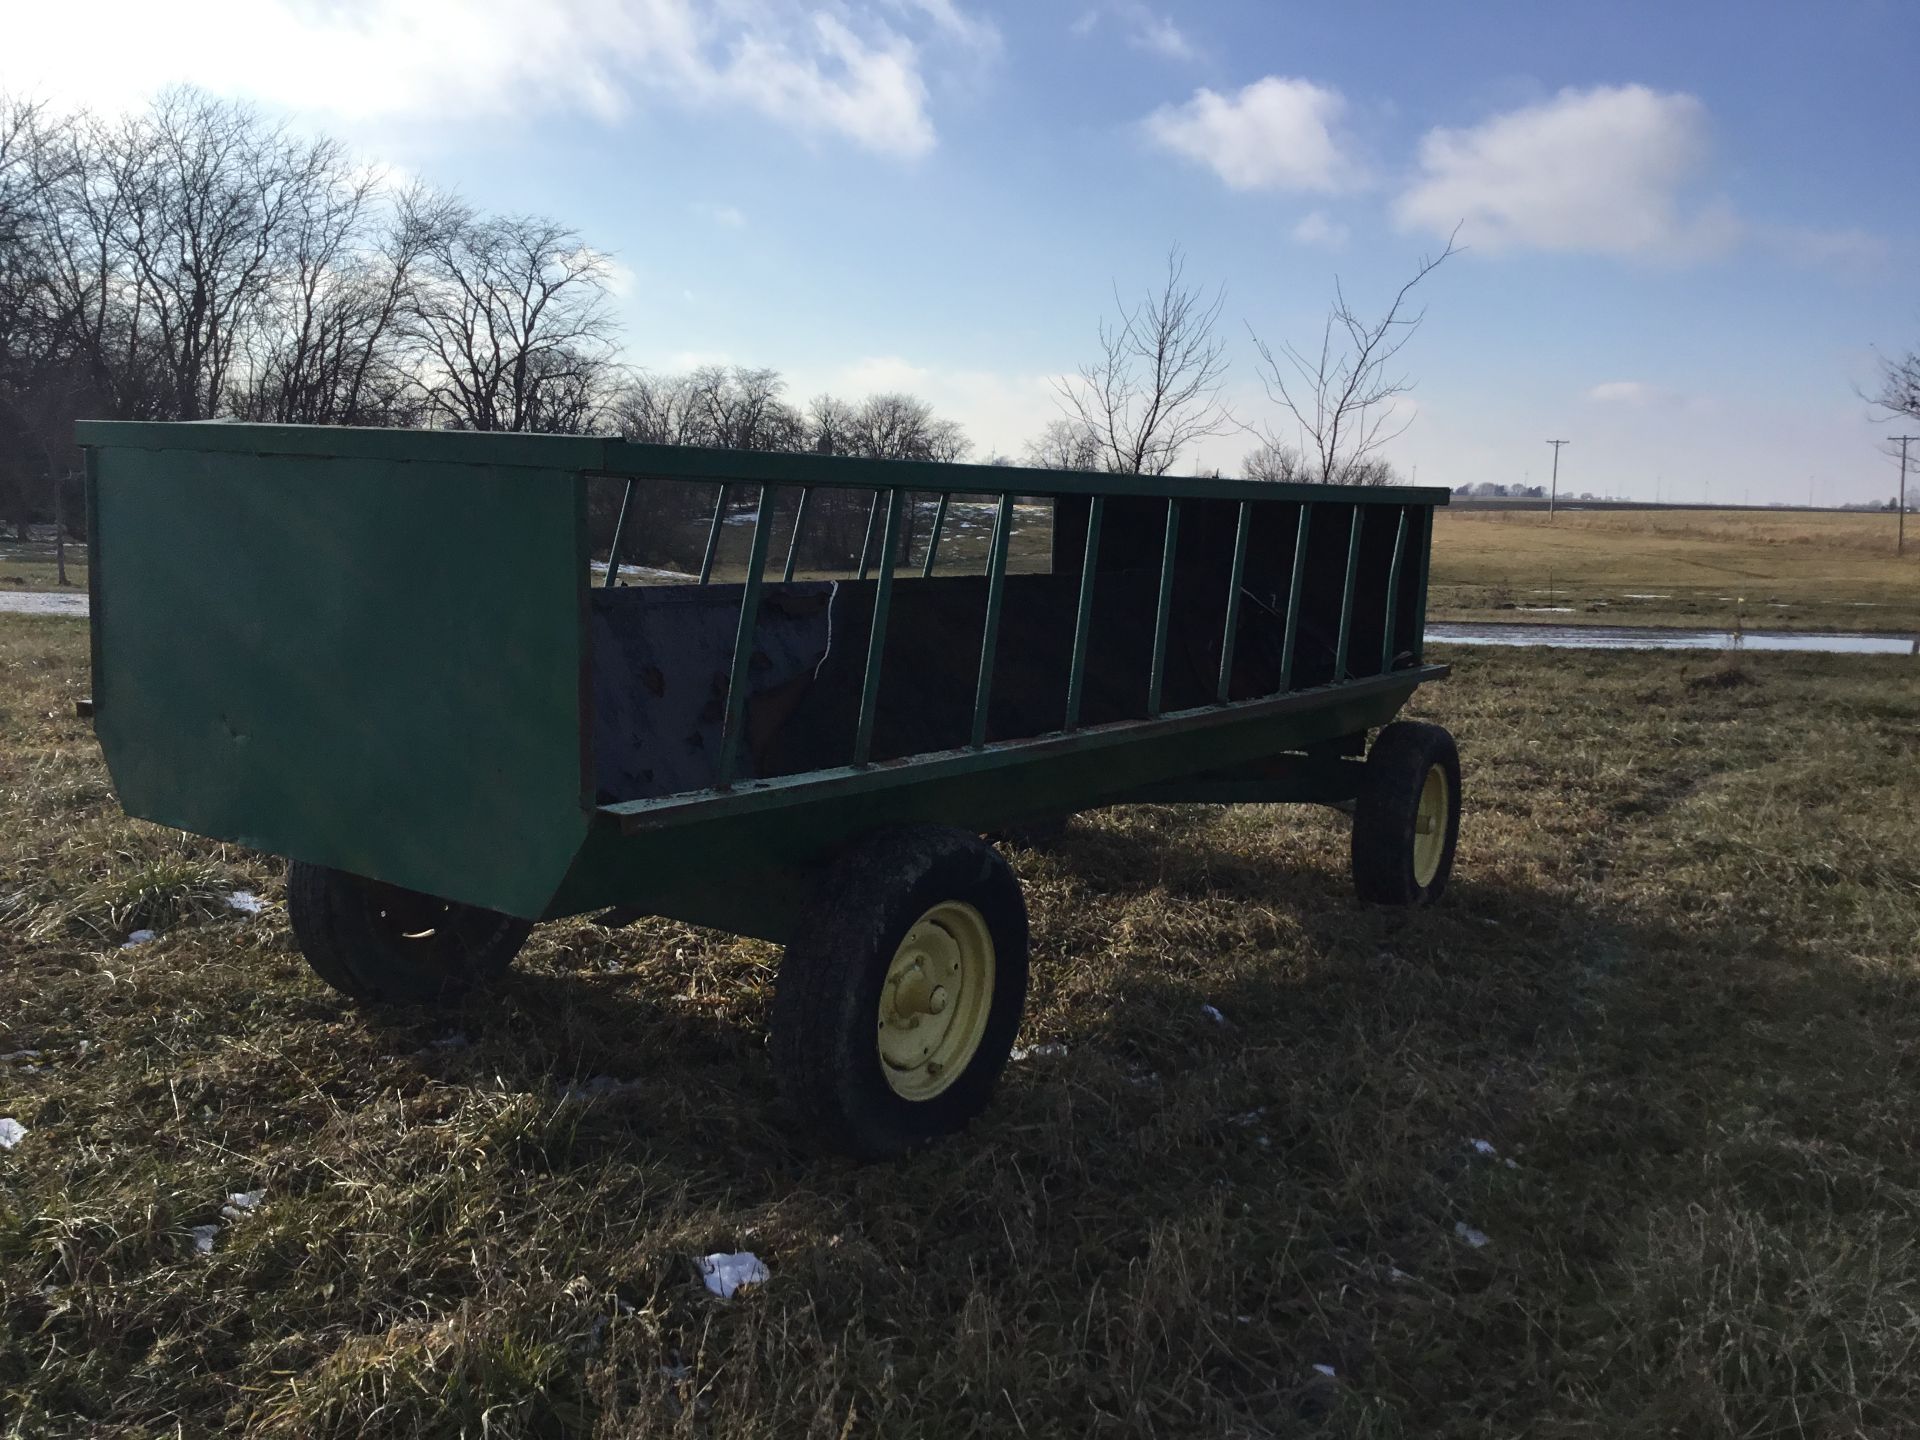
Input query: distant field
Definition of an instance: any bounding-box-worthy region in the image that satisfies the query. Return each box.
[1431,507,1919,633]
[4,615,1919,1436]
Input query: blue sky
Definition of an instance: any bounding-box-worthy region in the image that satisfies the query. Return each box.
[8,0,1914,501]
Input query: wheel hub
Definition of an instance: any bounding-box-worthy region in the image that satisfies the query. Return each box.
[1412,764,1449,888]
[877,902,994,1100]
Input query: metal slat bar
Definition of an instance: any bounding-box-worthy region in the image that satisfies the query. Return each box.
[855,492,882,579]
[698,483,729,585]
[1333,506,1365,681]
[1278,503,1312,693]
[1146,498,1181,717]
[1063,496,1105,732]
[782,485,812,582]
[1412,506,1434,665]
[1216,499,1251,703]
[716,485,777,788]
[603,479,636,588]
[852,488,906,767]
[1380,506,1410,673]
[921,492,950,578]
[970,494,1015,749]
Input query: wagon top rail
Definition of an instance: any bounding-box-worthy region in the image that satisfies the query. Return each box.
[72,420,1452,507]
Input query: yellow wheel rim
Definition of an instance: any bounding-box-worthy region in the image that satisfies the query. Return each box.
[877,901,995,1100]
[1412,764,1449,888]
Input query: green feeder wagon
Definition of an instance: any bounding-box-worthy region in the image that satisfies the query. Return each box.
[76,421,1460,1158]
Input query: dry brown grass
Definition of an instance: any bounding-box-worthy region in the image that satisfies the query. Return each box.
[2,614,1919,1436]
[1432,507,1920,634]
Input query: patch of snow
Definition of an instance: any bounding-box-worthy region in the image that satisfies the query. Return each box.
[190,1224,219,1255]
[1010,1042,1068,1062]
[1200,1004,1229,1026]
[1515,606,1575,614]
[1504,1157,1519,1170]
[0,1050,43,1064]
[1454,1222,1490,1249]
[698,1251,769,1299]
[1388,1266,1413,1282]
[221,1190,264,1221]
[0,591,88,617]
[1622,593,1671,600]
[1312,1363,1337,1378]
[225,890,265,915]
[1228,1108,1267,1127]
[1469,1138,1498,1158]
[0,1118,25,1149]
[121,929,158,948]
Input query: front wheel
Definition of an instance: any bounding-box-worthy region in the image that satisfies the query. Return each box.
[1351,721,1462,905]
[287,861,531,1005]
[771,826,1029,1159]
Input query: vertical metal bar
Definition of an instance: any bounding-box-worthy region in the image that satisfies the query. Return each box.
[1412,506,1433,665]
[1278,503,1312,693]
[1380,506,1410,674]
[921,492,951,578]
[715,485,776,789]
[1063,496,1105,732]
[856,491,882,580]
[1216,499,1251,703]
[852,487,906,767]
[698,483,729,585]
[1333,506,1365,681]
[970,493,1015,749]
[782,485,812,583]
[83,447,103,716]
[603,479,636,588]
[1146,498,1181,718]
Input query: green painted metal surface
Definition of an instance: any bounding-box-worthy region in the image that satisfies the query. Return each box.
[554,669,1434,939]
[87,443,590,919]
[77,420,1454,944]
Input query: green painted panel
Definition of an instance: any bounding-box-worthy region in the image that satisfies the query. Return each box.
[91,446,589,919]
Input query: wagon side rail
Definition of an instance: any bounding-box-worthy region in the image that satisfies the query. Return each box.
[586,446,1448,831]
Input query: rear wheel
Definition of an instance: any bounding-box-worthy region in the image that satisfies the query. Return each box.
[1351,721,1461,905]
[771,826,1029,1159]
[287,861,531,1005]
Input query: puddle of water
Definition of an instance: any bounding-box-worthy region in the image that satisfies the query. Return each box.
[1428,622,1917,655]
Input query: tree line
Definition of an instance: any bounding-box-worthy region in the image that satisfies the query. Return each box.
[1,87,1456,544]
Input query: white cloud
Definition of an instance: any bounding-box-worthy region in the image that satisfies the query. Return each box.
[695,202,749,229]
[1144,77,1362,193]
[1128,13,1196,61]
[0,0,987,158]
[1587,381,1668,406]
[1396,84,1741,258]
[1291,211,1350,250]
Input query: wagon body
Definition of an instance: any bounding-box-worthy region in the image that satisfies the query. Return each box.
[75,421,1448,942]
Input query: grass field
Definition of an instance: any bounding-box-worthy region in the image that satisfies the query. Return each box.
[0,538,87,593]
[1430,507,1920,634]
[3,614,1919,1436]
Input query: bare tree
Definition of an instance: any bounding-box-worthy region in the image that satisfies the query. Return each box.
[1249,231,1458,485]
[408,201,619,432]
[1023,417,1103,472]
[1865,348,1920,427]
[842,392,968,462]
[1241,439,1306,483]
[1053,248,1233,475]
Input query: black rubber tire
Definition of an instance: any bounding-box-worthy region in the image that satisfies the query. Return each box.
[1351,721,1462,906]
[286,861,532,1005]
[771,826,1029,1160]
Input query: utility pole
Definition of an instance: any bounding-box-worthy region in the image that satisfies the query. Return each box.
[1895,436,1917,556]
[1546,440,1569,517]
